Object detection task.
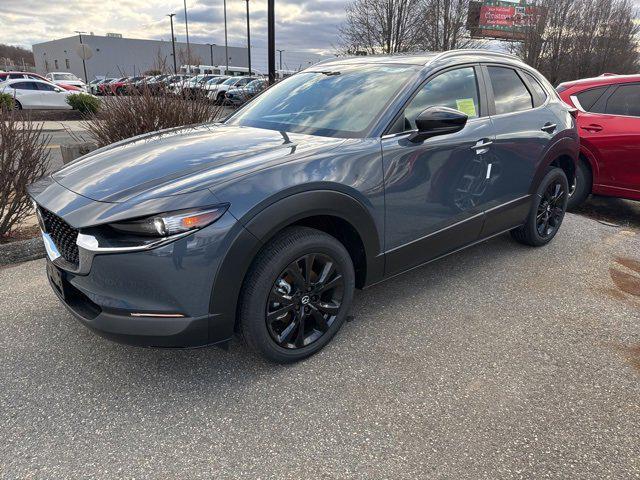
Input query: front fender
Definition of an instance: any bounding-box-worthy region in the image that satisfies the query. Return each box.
[208,189,385,338]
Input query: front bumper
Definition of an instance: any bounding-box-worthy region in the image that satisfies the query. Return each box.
[30,177,253,348]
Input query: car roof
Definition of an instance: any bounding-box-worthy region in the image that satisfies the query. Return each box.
[310,49,526,70]
[557,74,640,91]
[0,78,53,85]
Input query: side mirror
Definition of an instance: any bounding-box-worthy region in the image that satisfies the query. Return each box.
[410,106,468,143]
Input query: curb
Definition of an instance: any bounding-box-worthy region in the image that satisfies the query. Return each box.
[0,237,45,267]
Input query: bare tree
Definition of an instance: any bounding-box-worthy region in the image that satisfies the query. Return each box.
[338,0,428,54]
[151,48,170,74]
[513,0,639,84]
[420,0,479,50]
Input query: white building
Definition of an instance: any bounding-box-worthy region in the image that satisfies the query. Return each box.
[32,34,249,80]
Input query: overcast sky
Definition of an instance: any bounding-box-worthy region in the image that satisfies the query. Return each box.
[0,0,348,56]
[1,0,639,56]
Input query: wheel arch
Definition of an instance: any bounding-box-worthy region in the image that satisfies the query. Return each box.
[208,189,385,340]
[533,137,578,193]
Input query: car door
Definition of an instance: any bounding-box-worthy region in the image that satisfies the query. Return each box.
[9,81,41,109]
[381,65,494,275]
[36,82,68,109]
[480,65,553,236]
[574,83,640,195]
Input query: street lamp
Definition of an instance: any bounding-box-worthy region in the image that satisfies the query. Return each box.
[268,0,275,84]
[167,14,177,74]
[223,0,229,74]
[277,49,284,71]
[244,0,252,75]
[183,0,191,70]
[208,43,215,65]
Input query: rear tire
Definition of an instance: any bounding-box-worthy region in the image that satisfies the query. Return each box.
[239,227,355,363]
[511,167,568,247]
[567,158,592,210]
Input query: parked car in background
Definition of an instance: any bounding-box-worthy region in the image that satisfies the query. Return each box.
[201,75,229,98]
[45,72,87,92]
[90,78,115,95]
[0,78,73,110]
[557,74,640,207]
[176,75,221,99]
[207,76,258,103]
[30,50,578,363]
[0,71,82,91]
[225,78,268,106]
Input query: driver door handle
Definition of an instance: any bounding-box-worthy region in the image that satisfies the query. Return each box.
[470,139,493,155]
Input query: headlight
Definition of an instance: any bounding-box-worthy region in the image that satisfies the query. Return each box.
[109,205,229,237]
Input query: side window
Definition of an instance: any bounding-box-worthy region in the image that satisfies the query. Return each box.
[522,71,547,106]
[604,84,640,117]
[9,73,25,79]
[399,67,480,132]
[36,82,56,92]
[487,66,533,115]
[574,86,608,112]
[11,82,36,90]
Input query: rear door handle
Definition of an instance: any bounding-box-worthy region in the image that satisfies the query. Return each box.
[581,124,603,133]
[541,123,557,133]
[470,139,493,155]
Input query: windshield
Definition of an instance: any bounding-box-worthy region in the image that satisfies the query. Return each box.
[223,77,240,85]
[227,64,417,137]
[207,77,227,85]
[55,73,79,81]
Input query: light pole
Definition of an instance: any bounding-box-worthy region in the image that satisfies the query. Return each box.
[75,31,89,82]
[244,0,252,75]
[208,43,214,65]
[168,14,177,74]
[268,0,275,84]
[223,0,229,74]
[183,0,191,70]
[277,49,284,71]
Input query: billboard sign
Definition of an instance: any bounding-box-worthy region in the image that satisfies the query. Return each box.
[467,1,545,41]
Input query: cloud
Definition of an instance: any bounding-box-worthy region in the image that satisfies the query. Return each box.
[0,0,349,57]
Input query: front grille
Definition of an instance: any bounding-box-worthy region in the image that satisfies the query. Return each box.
[40,208,80,266]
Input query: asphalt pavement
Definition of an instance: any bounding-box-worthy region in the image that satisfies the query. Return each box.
[1,214,639,479]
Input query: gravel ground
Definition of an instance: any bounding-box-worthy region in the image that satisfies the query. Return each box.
[1,214,639,480]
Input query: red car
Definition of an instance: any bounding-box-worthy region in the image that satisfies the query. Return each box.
[0,71,81,91]
[557,74,640,208]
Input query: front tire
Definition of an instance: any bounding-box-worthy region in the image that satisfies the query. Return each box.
[239,227,355,363]
[511,167,569,247]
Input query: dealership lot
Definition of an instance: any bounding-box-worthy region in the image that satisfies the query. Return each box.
[1,213,639,479]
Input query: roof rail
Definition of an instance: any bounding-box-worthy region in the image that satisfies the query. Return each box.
[428,49,522,64]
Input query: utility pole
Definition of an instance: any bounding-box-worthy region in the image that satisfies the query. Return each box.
[183,0,191,71]
[244,0,252,75]
[268,0,275,84]
[168,14,177,74]
[277,49,284,71]
[223,0,229,74]
[208,44,214,66]
[75,31,89,82]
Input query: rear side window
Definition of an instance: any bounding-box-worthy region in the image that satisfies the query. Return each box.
[574,86,608,112]
[604,84,640,117]
[487,66,533,115]
[522,72,547,106]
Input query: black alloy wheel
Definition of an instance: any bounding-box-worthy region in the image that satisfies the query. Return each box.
[511,166,569,247]
[239,226,355,363]
[536,181,566,238]
[266,253,344,349]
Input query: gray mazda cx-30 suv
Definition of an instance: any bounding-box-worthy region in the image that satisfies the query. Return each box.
[30,50,579,362]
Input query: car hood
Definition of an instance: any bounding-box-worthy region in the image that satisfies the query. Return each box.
[52,124,346,203]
